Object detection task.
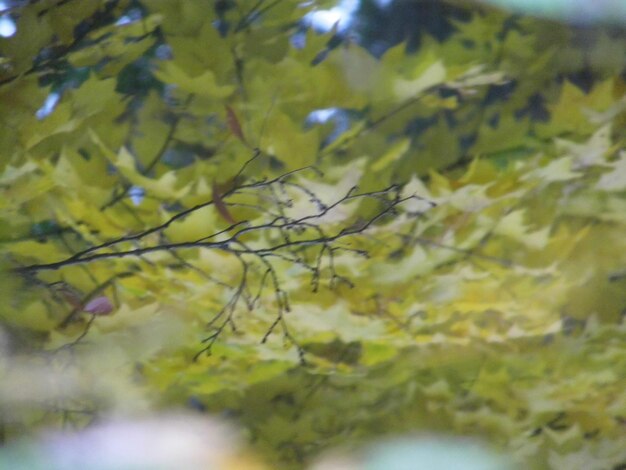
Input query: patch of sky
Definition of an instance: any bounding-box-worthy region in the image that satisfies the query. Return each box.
[296,0,394,49]
[304,0,359,33]
[129,186,145,206]
[307,108,338,124]
[35,92,60,120]
[0,1,16,37]
[0,14,15,37]
[305,107,354,147]
[115,7,142,26]
[154,44,173,60]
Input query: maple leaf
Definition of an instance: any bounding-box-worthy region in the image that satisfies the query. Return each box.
[2,2,626,469]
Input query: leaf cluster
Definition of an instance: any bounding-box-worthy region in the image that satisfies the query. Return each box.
[1,1,626,468]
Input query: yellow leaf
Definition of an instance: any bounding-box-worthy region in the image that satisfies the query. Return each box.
[596,150,626,191]
[154,62,235,98]
[8,301,56,331]
[371,138,410,172]
[90,130,190,200]
[494,210,551,250]
[394,61,446,100]
[163,205,218,243]
[526,156,580,182]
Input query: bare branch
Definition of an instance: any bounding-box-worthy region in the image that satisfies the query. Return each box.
[13,158,436,361]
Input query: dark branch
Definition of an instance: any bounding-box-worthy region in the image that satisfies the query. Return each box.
[13,161,434,361]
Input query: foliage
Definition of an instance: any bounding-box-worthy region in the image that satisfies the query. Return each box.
[1,0,626,468]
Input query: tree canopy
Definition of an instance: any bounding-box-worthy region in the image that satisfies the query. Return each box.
[1,0,626,468]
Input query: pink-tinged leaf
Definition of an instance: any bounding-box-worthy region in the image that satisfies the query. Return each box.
[225,105,247,145]
[212,181,237,225]
[83,296,114,315]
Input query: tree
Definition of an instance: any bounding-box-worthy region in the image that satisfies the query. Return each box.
[1,0,626,468]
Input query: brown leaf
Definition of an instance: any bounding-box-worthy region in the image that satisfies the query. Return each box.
[212,181,236,225]
[225,105,247,145]
[56,284,83,309]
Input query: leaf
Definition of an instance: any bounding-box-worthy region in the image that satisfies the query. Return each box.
[153,62,235,98]
[225,105,247,145]
[90,130,191,200]
[536,80,615,138]
[83,296,114,315]
[371,138,410,172]
[212,181,236,225]
[596,151,626,191]
[57,284,83,309]
[393,60,447,100]
[525,156,580,183]
[493,209,551,249]
[4,3,626,468]
[7,301,57,331]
